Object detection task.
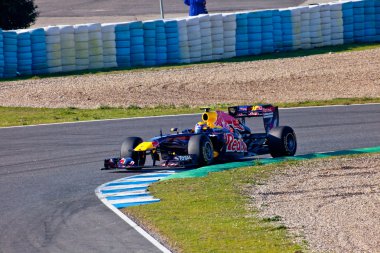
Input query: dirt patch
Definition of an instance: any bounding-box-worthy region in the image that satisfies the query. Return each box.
[0,48,380,109]
[249,154,380,253]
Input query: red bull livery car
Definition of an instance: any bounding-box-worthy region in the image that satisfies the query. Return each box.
[103,104,297,170]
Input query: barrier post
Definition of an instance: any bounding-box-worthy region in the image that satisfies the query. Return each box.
[160,0,165,19]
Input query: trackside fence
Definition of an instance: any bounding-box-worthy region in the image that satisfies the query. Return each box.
[0,0,379,78]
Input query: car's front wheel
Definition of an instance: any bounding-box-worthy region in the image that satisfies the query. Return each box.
[120,137,146,167]
[188,134,214,166]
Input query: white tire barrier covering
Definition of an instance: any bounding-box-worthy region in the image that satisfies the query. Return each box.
[44,26,62,74]
[187,17,201,63]
[177,18,190,63]
[88,23,104,69]
[74,24,90,71]
[210,14,224,60]
[222,13,236,59]
[59,25,76,72]
[102,23,118,68]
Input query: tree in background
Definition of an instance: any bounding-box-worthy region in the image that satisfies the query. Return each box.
[0,0,39,30]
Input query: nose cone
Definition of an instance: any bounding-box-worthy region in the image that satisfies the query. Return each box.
[134,142,154,151]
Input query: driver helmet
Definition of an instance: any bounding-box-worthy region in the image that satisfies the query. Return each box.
[194,122,208,134]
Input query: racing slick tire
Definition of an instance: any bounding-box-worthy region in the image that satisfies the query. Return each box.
[188,134,214,166]
[268,126,297,158]
[120,137,146,167]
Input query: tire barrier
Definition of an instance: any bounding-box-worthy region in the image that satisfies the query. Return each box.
[143,20,157,67]
[16,30,33,76]
[60,25,76,72]
[74,24,89,71]
[177,19,190,63]
[187,16,202,63]
[222,13,237,59]
[210,14,224,60]
[165,20,180,64]
[102,23,118,69]
[3,31,18,78]
[1,0,380,78]
[44,26,62,74]
[115,22,131,68]
[199,15,213,61]
[0,30,4,78]
[30,28,48,75]
[130,21,145,67]
[88,23,104,69]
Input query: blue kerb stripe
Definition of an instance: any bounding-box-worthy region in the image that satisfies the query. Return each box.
[106,193,151,200]
[113,199,160,208]
[101,186,148,194]
[105,180,158,187]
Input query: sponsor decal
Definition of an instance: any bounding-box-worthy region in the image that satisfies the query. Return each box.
[249,111,260,116]
[177,155,192,161]
[263,112,274,118]
[119,157,134,167]
[263,107,274,113]
[214,111,245,132]
[225,133,247,152]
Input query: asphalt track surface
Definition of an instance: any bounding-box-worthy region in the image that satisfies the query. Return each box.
[0,104,379,253]
[35,0,305,17]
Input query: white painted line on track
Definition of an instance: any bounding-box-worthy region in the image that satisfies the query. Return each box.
[0,113,198,129]
[95,185,172,253]
[2,103,380,129]
[95,170,176,253]
[280,103,380,110]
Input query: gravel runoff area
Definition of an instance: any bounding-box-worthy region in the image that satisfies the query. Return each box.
[0,48,380,109]
[250,154,380,253]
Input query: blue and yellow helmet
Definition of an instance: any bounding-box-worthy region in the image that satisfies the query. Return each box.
[194,122,208,134]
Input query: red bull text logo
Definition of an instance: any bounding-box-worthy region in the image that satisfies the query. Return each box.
[225,133,247,152]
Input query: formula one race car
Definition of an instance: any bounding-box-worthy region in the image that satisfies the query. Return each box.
[103,104,297,170]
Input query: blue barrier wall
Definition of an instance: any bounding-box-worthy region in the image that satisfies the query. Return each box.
[0,30,4,78]
[3,31,18,78]
[1,0,380,78]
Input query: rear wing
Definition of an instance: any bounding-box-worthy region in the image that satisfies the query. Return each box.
[228,105,279,133]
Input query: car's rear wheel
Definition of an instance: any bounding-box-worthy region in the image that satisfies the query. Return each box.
[120,137,146,167]
[188,134,214,166]
[268,126,297,158]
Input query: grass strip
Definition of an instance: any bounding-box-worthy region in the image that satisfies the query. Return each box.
[124,162,304,253]
[1,42,380,82]
[124,152,380,252]
[0,97,379,127]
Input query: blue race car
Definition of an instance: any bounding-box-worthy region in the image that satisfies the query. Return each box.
[103,104,297,170]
